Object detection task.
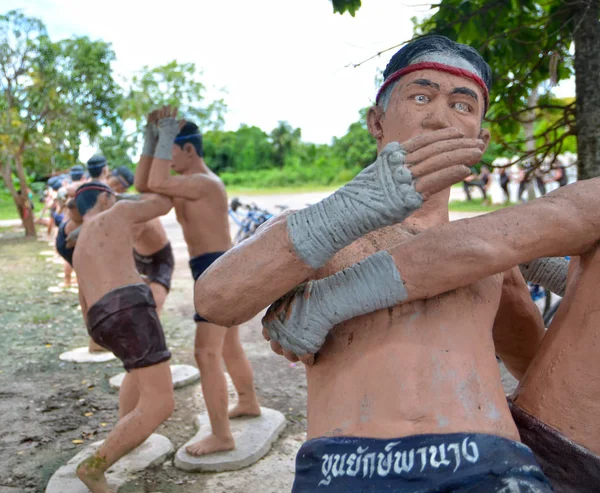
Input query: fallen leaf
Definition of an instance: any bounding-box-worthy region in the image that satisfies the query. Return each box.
[84,412,94,417]
[100,423,107,427]
[45,344,52,348]
[87,385,95,390]
[72,439,84,444]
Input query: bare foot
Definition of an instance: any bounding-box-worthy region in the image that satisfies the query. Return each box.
[76,457,115,493]
[228,401,261,419]
[185,434,235,457]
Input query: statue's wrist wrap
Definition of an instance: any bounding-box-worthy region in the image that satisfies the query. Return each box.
[287,142,423,269]
[263,250,407,355]
[519,257,568,297]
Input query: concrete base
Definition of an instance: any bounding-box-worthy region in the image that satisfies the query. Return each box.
[174,407,286,472]
[59,346,117,363]
[109,364,200,390]
[45,433,173,493]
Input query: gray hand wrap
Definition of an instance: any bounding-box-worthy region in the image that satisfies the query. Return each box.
[519,257,568,297]
[141,122,158,157]
[263,250,407,356]
[154,117,180,161]
[287,142,423,269]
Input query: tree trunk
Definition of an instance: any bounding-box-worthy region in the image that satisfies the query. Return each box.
[13,153,37,237]
[524,88,538,200]
[573,0,600,180]
[0,153,37,237]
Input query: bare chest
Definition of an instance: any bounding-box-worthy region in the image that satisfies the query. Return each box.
[320,225,503,324]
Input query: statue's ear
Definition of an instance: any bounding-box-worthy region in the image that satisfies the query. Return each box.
[367,105,384,140]
[184,142,196,155]
[479,128,491,151]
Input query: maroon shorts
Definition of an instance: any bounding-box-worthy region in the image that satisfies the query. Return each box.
[509,399,600,492]
[133,242,174,292]
[86,283,171,372]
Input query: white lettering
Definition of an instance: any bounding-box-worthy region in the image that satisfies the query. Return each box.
[447,443,461,473]
[429,444,451,468]
[462,437,480,463]
[417,447,428,472]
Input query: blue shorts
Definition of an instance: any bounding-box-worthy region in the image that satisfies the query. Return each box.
[189,252,226,323]
[55,220,73,266]
[51,210,64,228]
[292,433,553,492]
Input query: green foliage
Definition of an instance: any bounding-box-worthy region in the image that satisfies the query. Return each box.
[416,0,576,169]
[98,130,135,168]
[1,9,121,180]
[203,125,275,174]
[119,60,226,134]
[203,108,373,189]
[331,107,377,168]
[331,0,362,16]
[270,121,302,168]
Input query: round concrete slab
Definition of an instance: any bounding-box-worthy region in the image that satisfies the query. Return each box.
[59,347,116,363]
[45,433,173,493]
[174,407,286,472]
[109,364,200,390]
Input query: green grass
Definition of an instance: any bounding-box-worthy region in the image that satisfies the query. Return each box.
[448,198,512,213]
[0,190,20,221]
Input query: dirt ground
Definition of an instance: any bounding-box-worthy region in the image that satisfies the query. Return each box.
[0,194,518,493]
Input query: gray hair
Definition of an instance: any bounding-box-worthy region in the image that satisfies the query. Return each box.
[377,79,401,113]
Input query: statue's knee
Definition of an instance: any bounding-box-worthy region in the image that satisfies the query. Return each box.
[194,347,221,366]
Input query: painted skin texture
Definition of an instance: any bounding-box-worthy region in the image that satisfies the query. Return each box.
[108,174,171,316]
[73,192,175,493]
[196,69,530,443]
[142,106,260,457]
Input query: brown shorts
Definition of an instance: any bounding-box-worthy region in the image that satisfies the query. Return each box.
[133,242,174,292]
[509,399,600,492]
[86,283,171,372]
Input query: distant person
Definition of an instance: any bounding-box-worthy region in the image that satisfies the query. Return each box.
[498,167,511,202]
[139,106,260,457]
[552,163,568,188]
[479,165,492,204]
[534,168,547,196]
[462,167,487,201]
[517,163,532,202]
[86,155,109,182]
[72,182,174,493]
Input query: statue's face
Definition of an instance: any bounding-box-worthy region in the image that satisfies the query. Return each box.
[106,175,127,194]
[171,143,192,174]
[374,69,488,150]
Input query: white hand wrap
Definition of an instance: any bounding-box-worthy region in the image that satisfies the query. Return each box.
[141,122,158,157]
[519,257,568,297]
[263,250,407,356]
[287,142,423,269]
[154,118,180,161]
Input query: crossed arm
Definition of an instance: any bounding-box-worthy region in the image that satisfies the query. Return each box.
[196,177,600,364]
[111,193,173,225]
[135,107,214,201]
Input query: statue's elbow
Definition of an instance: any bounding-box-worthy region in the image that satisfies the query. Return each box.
[194,280,240,327]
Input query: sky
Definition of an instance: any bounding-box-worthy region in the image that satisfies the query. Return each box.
[5,0,575,151]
